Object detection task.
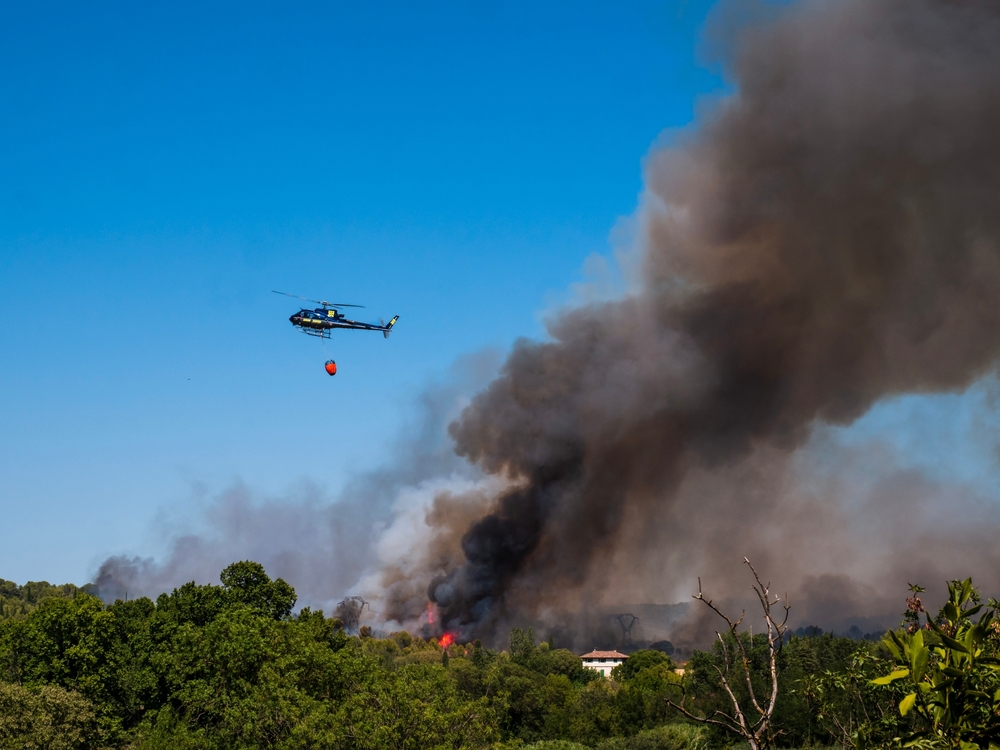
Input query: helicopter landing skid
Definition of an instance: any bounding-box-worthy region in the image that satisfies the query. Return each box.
[299,328,331,339]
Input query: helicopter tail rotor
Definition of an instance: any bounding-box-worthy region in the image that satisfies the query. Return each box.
[382,315,399,339]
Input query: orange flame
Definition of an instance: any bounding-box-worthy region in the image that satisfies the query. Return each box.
[439,632,455,648]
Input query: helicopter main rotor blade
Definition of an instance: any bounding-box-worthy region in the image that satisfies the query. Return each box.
[271,290,365,309]
[272,290,317,303]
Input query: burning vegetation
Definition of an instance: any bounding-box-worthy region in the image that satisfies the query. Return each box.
[373,0,1000,645]
[89,0,1000,656]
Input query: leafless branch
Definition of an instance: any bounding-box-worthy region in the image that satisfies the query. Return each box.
[667,558,789,750]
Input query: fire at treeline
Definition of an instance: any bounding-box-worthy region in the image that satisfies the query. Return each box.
[4,559,995,750]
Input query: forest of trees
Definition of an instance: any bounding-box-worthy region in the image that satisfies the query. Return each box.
[1,561,997,750]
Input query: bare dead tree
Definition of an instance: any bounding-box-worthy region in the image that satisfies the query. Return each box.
[666,557,789,750]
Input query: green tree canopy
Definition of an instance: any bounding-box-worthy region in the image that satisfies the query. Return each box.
[219,560,296,620]
[612,650,673,682]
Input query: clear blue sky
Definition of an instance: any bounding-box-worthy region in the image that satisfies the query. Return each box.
[3,1,995,589]
[0,1,723,584]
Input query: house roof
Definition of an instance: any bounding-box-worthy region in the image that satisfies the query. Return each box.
[580,650,628,660]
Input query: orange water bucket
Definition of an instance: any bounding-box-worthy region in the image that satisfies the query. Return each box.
[324,360,338,376]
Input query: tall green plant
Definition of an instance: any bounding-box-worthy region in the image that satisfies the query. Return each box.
[873,579,1000,749]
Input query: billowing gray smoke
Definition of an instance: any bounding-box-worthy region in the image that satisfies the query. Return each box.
[409,0,1000,640]
[92,352,501,612]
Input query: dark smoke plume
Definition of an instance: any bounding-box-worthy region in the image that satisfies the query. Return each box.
[398,0,1000,641]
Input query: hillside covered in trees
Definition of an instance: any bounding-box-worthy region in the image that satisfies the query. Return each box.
[1,562,997,750]
[0,578,96,622]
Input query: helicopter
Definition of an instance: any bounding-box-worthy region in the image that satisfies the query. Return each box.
[273,290,399,375]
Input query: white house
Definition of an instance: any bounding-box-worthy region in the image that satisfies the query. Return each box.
[579,649,628,677]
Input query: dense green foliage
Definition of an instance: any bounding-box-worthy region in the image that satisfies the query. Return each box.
[0,682,98,749]
[3,564,999,749]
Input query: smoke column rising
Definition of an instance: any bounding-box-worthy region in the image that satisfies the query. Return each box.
[379,0,1000,642]
[95,0,1000,647]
